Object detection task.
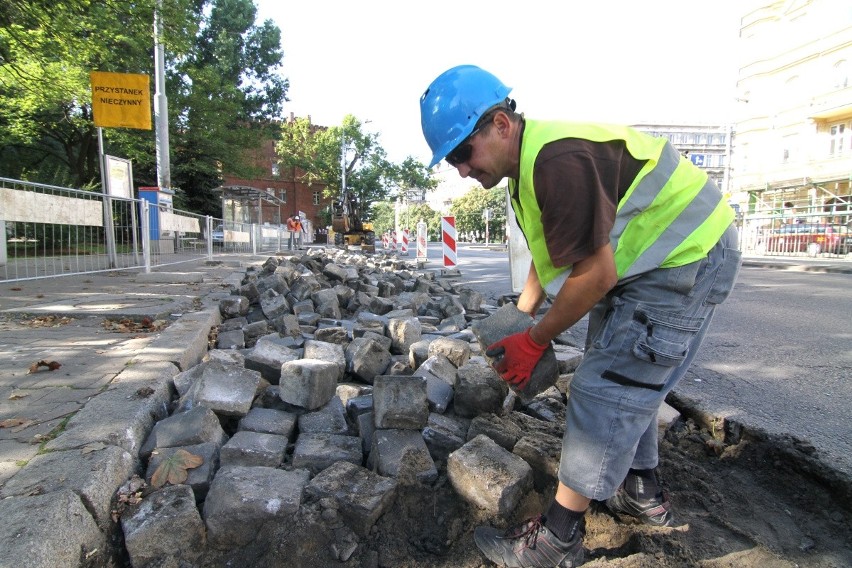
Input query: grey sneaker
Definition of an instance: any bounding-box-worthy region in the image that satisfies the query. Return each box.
[606,485,674,527]
[473,515,585,567]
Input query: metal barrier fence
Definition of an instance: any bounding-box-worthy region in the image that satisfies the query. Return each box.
[3,177,849,282]
[0,178,299,282]
[739,213,851,258]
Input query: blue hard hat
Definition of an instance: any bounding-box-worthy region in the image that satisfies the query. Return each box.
[420,65,512,168]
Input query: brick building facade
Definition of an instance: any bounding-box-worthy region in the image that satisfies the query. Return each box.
[221,115,332,230]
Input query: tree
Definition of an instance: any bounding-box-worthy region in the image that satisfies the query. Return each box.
[370,200,443,241]
[450,185,508,242]
[275,115,435,222]
[167,0,288,215]
[0,0,197,187]
[0,0,289,218]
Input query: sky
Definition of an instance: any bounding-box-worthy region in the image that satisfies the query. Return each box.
[254,0,744,165]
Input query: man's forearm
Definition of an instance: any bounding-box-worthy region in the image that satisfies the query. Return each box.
[516,262,545,316]
[529,244,618,346]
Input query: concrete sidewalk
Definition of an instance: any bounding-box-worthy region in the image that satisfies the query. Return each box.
[0,254,275,487]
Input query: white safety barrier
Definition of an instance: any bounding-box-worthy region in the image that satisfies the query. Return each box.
[416,220,427,263]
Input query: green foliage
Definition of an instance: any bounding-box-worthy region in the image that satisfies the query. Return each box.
[0,0,288,218]
[369,201,443,241]
[450,185,508,242]
[369,202,396,235]
[399,202,443,241]
[275,115,436,220]
[0,0,168,186]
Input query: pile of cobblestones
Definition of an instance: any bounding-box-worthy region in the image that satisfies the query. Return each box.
[3,249,584,567]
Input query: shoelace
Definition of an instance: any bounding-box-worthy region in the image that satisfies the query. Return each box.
[503,515,546,549]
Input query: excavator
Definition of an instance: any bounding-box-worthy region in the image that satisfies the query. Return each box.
[330,189,376,252]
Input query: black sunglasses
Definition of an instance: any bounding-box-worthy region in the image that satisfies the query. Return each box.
[445,126,482,166]
[445,110,500,166]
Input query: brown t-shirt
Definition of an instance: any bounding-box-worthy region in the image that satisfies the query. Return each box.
[530,138,646,268]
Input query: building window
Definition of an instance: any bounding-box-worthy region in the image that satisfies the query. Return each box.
[271,162,280,176]
[280,189,287,203]
[833,60,848,89]
[313,191,320,205]
[829,123,846,156]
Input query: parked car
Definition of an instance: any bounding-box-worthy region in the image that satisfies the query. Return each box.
[211,225,225,244]
[764,223,850,256]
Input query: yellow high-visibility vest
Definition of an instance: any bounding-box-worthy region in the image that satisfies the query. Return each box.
[509,120,734,290]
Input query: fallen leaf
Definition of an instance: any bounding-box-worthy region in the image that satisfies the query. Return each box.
[11,419,35,433]
[8,391,28,400]
[135,386,155,398]
[118,474,147,496]
[151,449,204,488]
[0,418,29,428]
[102,318,168,333]
[27,360,62,374]
[22,315,73,328]
[9,287,22,291]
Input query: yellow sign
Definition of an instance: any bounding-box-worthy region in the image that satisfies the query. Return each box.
[90,71,152,130]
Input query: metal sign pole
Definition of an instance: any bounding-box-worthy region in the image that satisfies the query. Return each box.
[97,127,118,268]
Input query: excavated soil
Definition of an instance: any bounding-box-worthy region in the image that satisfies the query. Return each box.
[192,405,851,568]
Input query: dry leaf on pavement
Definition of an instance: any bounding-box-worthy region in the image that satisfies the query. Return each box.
[22,315,73,328]
[27,360,61,374]
[102,317,168,333]
[0,418,33,429]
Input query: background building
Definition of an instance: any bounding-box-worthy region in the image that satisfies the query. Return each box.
[631,122,733,196]
[220,114,332,234]
[732,0,852,236]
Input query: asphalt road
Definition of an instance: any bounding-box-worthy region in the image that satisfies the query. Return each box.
[419,243,852,478]
[682,264,852,476]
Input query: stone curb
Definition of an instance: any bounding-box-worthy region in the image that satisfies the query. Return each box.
[0,272,245,568]
[741,257,852,274]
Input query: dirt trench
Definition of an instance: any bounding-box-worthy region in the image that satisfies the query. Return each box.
[189,405,851,568]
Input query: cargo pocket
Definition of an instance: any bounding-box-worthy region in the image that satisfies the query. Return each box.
[602,305,705,392]
[591,297,627,351]
[705,247,742,306]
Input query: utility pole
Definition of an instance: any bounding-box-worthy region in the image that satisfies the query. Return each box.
[154,0,170,190]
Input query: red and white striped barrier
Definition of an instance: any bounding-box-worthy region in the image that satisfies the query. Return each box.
[391,230,397,251]
[382,232,389,250]
[441,216,457,267]
[400,229,409,255]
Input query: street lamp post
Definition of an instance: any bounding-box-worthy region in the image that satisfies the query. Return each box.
[483,208,491,245]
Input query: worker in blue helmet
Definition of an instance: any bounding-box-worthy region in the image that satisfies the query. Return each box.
[421,65,741,567]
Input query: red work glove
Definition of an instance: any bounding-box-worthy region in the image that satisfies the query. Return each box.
[485,328,549,391]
